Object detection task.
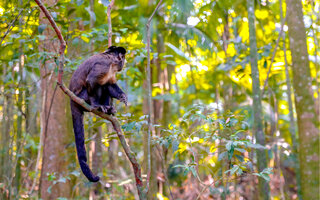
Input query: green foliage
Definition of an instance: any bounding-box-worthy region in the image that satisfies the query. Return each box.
[0,0,318,198]
[154,104,273,187]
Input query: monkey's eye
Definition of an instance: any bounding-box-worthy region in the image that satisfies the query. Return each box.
[118,53,125,60]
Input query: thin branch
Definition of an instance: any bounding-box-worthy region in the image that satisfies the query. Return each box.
[261,15,287,96]
[33,0,145,199]
[0,9,24,46]
[145,0,163,194]
[155,145,174,200]
[107,0,115,47]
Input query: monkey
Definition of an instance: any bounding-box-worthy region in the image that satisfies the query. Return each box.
[69,46,127,182]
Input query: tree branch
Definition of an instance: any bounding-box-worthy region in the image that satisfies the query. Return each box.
[261,15,287,96]
[0,9,24,46]
[145,0,163,194]
[107,0,115,47]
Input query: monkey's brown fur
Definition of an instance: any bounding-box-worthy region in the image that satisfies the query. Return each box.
[69,46,127,182]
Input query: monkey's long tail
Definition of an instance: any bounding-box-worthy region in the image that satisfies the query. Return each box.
[71,104,100,182]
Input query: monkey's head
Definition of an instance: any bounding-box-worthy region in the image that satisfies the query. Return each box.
[105,46,126,71]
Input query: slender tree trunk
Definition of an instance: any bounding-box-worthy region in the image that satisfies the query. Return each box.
[247,0,270,199]
[15,0,24,191]
[1,64,13,199]
[39,0,72,198]
[286,0,320,199]
[279,0,302,198]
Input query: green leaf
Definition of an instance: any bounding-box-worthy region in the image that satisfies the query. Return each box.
[190,167,197,177]
[173,164,186,168]
[172,139,179,152]
[235,148,246,153]
[226,141,233,151]
[261,173,270,182]
[70,171,80,177]
[218,151,228,161]
[165,42,191,61]
[57,177,67,183]
[38,24,47,34]
[85,7,96,23]
[235,155,244,162]
[247,143,266,149]
[230,165,239,175]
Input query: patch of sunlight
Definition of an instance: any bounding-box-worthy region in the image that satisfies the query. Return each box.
[255,9,269,20]
[314,92,318,99]
[208,158,216,167]
[187,16,200,26]
[102,138,109,147]
[217,51,226,61]
[175,64,190,81]
[0,7,4,15]
[120,32,144,47]
[191,58,208,71]
[201,82,211,90]
[216,23,224,35]
[276,23,288,31]
[152,88,162,97]
[264,21,275,35]
[227,43,236,57]
[157,193,169,200]
[307,37,315,53]
[210,146,216,153]
[186,137,200,143]
[187,39,197,47]
[178,143,187,154]
[239,21,249,43]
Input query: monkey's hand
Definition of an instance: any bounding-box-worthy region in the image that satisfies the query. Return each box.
[119,93,128,106]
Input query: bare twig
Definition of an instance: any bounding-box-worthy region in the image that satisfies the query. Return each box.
[107,0,115,47]
[261,15,287,96]
[0,9,24,46]
[144,0,163,194]
[33,0,145,198]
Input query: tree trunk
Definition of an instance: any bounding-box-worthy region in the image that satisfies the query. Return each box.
[1,64,13,199]
[286,0,320,199]
[279,0,301,198]
[247,0,270,199]
[15,0,24,190]
[39,0,72,198]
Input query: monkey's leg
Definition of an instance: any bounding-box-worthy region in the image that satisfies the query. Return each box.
[99,86,117,115]
[80,86,109,114]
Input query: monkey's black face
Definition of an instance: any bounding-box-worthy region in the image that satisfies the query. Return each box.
[117,53,126,71]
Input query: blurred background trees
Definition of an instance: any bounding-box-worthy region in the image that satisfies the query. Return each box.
[0,0,319,199]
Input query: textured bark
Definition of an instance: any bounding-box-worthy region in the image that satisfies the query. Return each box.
[38,0,72,198]
[286,0,320,199]
[1,64,13,199]
[247,0,270,199]
[15,0,24,189]
[279,0,301,197]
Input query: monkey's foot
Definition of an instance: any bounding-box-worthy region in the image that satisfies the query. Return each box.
[105,105,117,115]
[91,104,108,114]
[119,93,128,106]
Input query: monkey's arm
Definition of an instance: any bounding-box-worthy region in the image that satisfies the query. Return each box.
[107,84,127,105]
